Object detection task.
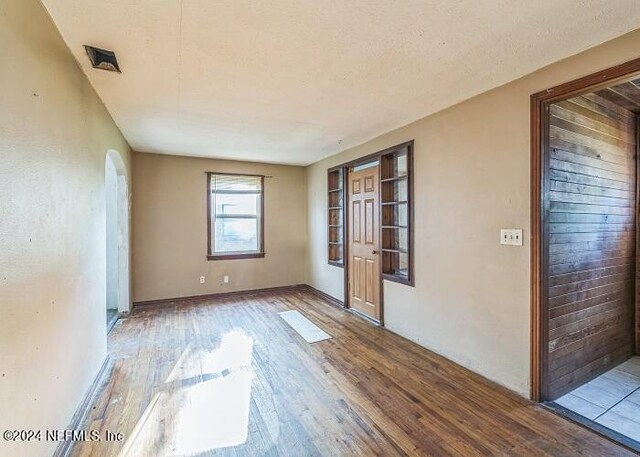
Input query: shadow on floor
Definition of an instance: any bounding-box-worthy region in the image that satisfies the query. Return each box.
[107,308,118,334]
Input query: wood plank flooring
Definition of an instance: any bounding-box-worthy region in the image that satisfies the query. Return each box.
[70,287,633,456]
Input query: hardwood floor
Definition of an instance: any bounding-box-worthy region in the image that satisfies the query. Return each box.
[71,286,633,456]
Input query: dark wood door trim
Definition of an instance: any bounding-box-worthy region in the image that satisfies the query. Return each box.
[331,140,415,327]
[636,115,640,356]
[531,56,640,402]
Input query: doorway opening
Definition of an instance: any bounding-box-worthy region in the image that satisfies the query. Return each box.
[105,150,130,333]
[532,57,640,447]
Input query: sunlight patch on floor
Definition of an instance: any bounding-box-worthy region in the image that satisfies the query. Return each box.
[118,330,256,456]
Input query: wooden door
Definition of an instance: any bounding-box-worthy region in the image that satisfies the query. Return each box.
[348,165,381,320]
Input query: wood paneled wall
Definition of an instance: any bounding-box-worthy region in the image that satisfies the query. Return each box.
[546,93,637,399]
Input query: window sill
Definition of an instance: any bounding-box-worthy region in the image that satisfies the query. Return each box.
[207,252,265,261]
[382,273,414,287]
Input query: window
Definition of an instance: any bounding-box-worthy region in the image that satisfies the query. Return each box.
[207,173,265,260]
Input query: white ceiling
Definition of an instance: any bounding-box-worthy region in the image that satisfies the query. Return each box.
[42,1,640,165]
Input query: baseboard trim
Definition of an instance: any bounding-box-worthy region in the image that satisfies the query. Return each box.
[300,284,345,309]
[52,356,113,457]
[132,284,307,309]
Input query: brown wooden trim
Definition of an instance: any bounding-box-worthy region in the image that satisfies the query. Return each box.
[206,172,265,260]
[381,273,412,286]
[261,175,265,255]
[344,166,352,313]
[409,140,415,288]
[340,141,413,169]
[377,140,415,288]
[206,172,212,258]
[327,165,345,268]
[384,140,415,288]
[133,284,306,309]
[333,140,415,326]
[342,165,350,310]
[531,58,640,104]
[379,279,385,327]
[205,171,267,178]
[530,55,640,402]
[636,115,640,356]
[207,252,265,261]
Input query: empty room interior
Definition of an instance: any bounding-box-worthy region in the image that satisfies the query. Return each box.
[6,0,640,456]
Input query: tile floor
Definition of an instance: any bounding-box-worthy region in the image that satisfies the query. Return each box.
[555,357,640,442]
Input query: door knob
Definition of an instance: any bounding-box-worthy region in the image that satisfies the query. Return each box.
[372,250,379,255]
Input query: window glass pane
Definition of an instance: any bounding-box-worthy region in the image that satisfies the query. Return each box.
[383,227,408,251]
[352,160,379,172]
[398,227,408,252]
[382,203,407,227]
[399,253,409,276]
[213,175,261,191]
[396,153,408,176]
[214,218,258,253]
[215,193,259,216]
[396,179,408,201]
[397,203,407,226]
[382,179,407,202]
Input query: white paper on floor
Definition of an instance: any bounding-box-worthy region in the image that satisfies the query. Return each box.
[279,310,332,343]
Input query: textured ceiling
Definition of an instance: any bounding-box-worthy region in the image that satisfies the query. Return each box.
[41,0,640,165]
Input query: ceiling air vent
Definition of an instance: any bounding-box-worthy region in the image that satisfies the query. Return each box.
[84,45,121,73]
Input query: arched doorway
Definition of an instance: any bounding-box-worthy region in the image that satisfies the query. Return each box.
[105,150,130,332]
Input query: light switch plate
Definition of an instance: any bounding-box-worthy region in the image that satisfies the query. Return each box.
[500,229,523,246]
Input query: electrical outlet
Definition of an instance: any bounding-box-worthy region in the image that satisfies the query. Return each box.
[199,276,205,284]
[223,275,229,284]
[500,229,523,246]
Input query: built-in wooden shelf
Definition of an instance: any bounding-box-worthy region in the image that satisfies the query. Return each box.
[382,248,408,254]
[380,175,408,183]
[380,144,413,285]
[382,201,408,206]
[327,167,345,266]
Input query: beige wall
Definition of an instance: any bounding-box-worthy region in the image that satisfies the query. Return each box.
[132,152,307,302]
[307,29,640,397]
[0,1,132,456]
